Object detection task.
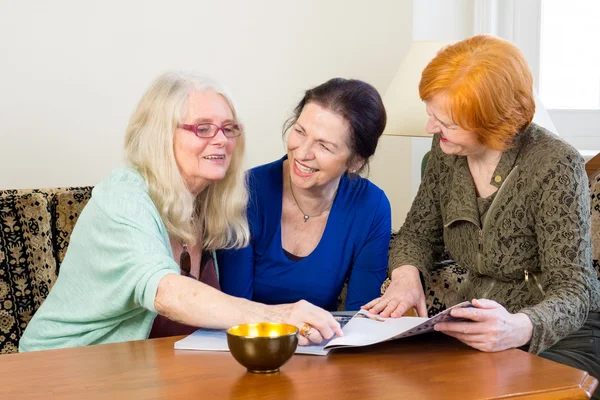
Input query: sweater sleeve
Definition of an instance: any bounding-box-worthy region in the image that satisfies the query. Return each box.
[18,170,181,352]
[388,138,446,285]
[519,151,596,354]
[345,191,391,310]
[89,178,180,313]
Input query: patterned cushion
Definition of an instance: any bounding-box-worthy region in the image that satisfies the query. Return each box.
[380,228,469,317]
[379,261,468,317]
[424,262,468,315]
[591,171,600,278]
[52,187,92,266]
[0,192,56,354]
[0,187,93,354]
[336,280,348,311]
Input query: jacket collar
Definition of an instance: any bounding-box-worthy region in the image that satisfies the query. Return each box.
[442,127,526,228]
[444,155,480,228]
[489,130,524,188]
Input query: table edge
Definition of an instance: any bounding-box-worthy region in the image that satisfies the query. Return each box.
[494,373,598,399]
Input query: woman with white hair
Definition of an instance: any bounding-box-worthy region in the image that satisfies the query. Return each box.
[19,72,342,352]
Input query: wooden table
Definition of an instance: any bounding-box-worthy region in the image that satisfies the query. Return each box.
[1,333,596,399]
[586,152,600,178]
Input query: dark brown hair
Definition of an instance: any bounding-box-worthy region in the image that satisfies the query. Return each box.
[283,78,387,175]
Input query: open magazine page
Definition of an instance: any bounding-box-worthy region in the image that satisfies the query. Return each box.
[324,301,473,351]
[390,301,474,340]
[323,313,427,350]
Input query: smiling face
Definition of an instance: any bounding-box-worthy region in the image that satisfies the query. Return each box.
[425,93,487,157]
[286,102,354,191]
[174,90,237,195]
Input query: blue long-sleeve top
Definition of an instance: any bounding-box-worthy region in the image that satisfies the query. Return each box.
[217,156,391,311]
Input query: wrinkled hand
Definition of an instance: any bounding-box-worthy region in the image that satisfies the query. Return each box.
[434,298,533,352]
[361,265,427,318]
[272,300,343,346]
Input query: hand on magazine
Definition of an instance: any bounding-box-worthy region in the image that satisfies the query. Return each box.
[434,298,534,352]
[272,300,343,346]
[361,265,428,318]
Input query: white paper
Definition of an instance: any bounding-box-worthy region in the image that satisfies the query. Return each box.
[174,302,472,356]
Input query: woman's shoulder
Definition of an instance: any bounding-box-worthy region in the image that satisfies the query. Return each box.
[513,125,588,194]
[347,175,385,195]
[248,156,285,181]
[519,123,584,166]
[341,175,390,211]
[94,166,148,193]
[91,167,158,220]
[245,157,285,201]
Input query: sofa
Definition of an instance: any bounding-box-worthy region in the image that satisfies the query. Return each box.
[1,156,599,354]
[0,187,91,353]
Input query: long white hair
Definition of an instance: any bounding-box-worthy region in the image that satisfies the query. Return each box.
[124,72,249,249]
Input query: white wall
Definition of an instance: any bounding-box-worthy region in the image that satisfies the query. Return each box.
[2,2,572,230]
[0,0,412,196]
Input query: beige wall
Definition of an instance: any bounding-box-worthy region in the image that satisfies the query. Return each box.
[0,0,414,226]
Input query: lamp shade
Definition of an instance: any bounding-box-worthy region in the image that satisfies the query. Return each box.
[382,41,453,137]
[532,90,558,134]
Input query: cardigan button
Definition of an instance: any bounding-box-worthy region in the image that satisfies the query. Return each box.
[494,175,502,183]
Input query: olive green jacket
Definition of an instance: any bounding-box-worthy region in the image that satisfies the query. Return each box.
[389,123,600,354]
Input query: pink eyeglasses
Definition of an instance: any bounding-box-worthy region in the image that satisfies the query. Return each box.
[178,123,242,138]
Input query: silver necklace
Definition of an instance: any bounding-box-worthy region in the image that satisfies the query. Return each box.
[288,176,334,223]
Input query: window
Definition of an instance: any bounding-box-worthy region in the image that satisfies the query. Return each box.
[476,0,600,151]
[539,1,600,110]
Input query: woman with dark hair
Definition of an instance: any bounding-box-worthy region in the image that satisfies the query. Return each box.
[218,78,391,330]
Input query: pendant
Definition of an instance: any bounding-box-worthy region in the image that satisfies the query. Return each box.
[180,243,191,275]
[303,215,309,222]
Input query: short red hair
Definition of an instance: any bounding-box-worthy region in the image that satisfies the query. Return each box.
[419,35,535,151]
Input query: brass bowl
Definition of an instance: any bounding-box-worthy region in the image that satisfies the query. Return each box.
[226,322,299,373]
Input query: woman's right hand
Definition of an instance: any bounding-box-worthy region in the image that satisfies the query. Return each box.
[361,265,427,318]
[269,300,343,346]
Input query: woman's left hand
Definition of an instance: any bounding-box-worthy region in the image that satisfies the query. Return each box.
[434,298,534,352]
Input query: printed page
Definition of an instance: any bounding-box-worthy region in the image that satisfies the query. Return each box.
[324,312,428,350]
[390,301,473,340]
[324,301,473,350]
[174,329,230,351]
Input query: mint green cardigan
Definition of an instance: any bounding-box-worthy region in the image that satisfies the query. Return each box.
[19,168,179,352]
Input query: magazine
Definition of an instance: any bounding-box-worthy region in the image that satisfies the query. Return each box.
[174,301,473,356]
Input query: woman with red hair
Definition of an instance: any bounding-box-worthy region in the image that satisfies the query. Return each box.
[364,35,600,387]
